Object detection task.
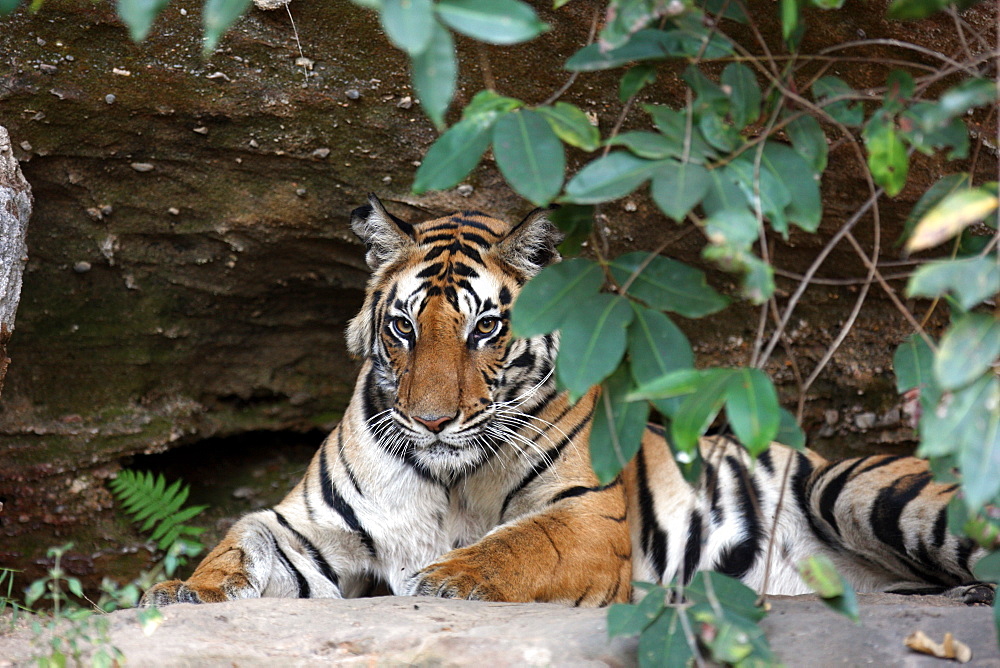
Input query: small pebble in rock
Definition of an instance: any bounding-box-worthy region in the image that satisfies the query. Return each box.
[311,147,331,159]
[73,261,92,273]
[36,37,46,46]
[382,176,392,184]
[104,93,116,104]
[100,204,113,216]
[296,188,307,197]
[65,55,74,62]
[130,162,154,172]
[180,7,187,14]
[623,201,637,212]
[345,88,360,100]
[168,207,180,215]
[206,71,231,81]
[397,96,413,109]
[193,126,209,135]
[39,63,57,74]
[248,138,260,148]
[457,184,474,197]
[86,207,103,222]
[19,141,32,152]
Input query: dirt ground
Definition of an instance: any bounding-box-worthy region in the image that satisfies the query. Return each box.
[0,593,997,667]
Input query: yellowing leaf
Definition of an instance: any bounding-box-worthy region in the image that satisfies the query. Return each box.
[907,188,999,253]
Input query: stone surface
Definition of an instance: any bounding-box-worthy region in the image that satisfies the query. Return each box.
[0,125,33,398]
[0,595,998,666]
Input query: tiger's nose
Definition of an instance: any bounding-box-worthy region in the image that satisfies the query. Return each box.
[413,414,454,433]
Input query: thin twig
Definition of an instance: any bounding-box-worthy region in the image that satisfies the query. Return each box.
[542,7,600,106]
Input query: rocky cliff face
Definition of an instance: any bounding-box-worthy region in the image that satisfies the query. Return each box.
[0,0,995,587]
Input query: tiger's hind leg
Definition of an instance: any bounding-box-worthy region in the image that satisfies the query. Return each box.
[803,455,990,602]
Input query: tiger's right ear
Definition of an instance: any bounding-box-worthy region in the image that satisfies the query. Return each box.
[350,193,416,270]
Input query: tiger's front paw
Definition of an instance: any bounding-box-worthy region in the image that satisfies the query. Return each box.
[139,580,228,607]
[404,559,505,601]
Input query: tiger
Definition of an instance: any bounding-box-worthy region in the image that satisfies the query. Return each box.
[140,194,992,608]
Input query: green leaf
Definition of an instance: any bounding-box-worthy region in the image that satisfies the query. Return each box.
[563,152,662,204]
[637,607,694,668]
[893,333,935,393]
[863,116,909,197]
[785,114,828,174]
[781,0,800,43]
[797,554,860,622]
[922,78,997,128]
[698,0,749,22]
[685,571,766,623]
[671,369,734,454]
[810,0,845,7]
[202,0,252,55]
[511,258,604,337]
[683,66,729,118]
[607,585,667,638]
[535,102,600,152]
[813,76,863,127]
[933,313,1000,391]
[650,161,711,222]
[381,0,435,55]
[702,244,776,305]
[761,142,823,233]
[918,375,995,458]
[724,368,780,457]
[67,577,85,599]
[644,105,718,163]
[620,64,657,103]
[776,407,806,450]
[728,154,792,235]
[702,167,749,216]
[116,0,171,41]
[610,252,730,318]
[436,0,547,45]
[628,368,712,402]
[956,380,1000,511]
[898,173,969,246]
[0,0,21,15]
[607,131,677,160]
[905,186,999,253]
[887,0,948,19]
[461,90,523,120]
[721,62,761,129]
[698,113,741,152]
[590,366,650,484]
[628,305,694,418]
[493,110,564,206]
[556,294,634,401]
[550,204,593,257]
[411,20,456,130]
[973,550,1000,582]
[704,208,759,248]
[566,29,679,71]
[907,256,1000,312]
[412,117,493,193]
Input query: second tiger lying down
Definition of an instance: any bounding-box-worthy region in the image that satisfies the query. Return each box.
[141,196,991,607]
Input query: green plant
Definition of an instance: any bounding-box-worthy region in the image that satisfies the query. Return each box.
[24,543,125,668]
[108,469,209,575]
[1,566,30,627]
[12,472,207,665]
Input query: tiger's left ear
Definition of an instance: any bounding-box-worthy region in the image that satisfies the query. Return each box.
[497,206,563,277]
[350,193,417,270]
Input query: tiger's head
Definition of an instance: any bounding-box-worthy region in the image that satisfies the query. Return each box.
[347,194,562,479]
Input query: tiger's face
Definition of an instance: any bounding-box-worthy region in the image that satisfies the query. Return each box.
[347,195,561,478]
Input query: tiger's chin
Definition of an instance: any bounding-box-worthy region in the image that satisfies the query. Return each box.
[408,438,495,480]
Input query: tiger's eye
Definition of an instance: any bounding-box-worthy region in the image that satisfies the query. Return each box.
[393,317,414,336]
[476,318,498,336]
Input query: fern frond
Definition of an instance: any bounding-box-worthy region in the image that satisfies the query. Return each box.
[109,469,208,555]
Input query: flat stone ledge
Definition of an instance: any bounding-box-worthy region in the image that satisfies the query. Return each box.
[0,594,997,666]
